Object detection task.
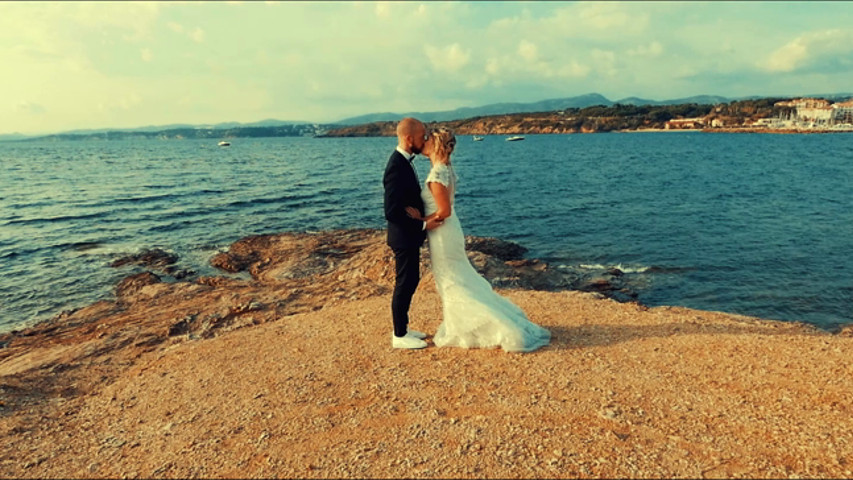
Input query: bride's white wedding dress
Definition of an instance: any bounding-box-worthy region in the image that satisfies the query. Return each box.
[422,163,551,352]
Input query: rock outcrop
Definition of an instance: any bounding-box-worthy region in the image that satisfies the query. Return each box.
[0,229,641,365]
[110,248,195,279]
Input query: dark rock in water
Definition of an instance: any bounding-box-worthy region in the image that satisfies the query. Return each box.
[163,265,196,280]
[465,236,528,261]
[111,248,196,280]
[69,242,104,251]
[111,249,178,269]
[609,289,639,303]
[571,271,640,303]
[837,324,853,337]
[582,277,617,291]
[115,272,161,301]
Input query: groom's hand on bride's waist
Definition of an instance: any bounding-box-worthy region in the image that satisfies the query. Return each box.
[405,206,424,220]
[425,217,444,230]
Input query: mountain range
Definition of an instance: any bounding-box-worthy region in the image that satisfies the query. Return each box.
[334,93,734,124]
[0,118,308,142]
[4,92,852,141]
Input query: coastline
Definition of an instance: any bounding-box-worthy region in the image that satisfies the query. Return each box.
[322,126,853,137]
[703,127,853,134]
[2,229,853,478]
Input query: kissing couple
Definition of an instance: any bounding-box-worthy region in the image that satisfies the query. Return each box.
[383,117,551,352]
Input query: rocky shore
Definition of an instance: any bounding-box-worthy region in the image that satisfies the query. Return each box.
[2,229,853,478]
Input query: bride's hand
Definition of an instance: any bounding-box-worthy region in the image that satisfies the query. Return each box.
[405,206,424,220]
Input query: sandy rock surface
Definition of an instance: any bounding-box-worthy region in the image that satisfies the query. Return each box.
[1,229,852,478]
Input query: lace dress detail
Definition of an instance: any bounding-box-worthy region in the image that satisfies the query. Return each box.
[422,163,550,352]
[425,162,454,189]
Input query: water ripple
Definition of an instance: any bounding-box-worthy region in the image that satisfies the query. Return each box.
[2,135,853,332]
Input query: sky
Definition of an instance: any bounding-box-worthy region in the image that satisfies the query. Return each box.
[2,1,852,135]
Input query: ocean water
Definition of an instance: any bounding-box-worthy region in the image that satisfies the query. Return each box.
[1,133,851,332]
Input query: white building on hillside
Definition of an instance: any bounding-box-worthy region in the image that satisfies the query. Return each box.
[832,99,853,125]
[775,98,853,127]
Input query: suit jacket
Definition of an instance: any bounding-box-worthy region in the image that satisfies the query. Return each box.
[383,150,426,250]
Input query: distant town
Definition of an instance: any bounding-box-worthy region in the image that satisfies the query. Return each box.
[664,97,853,133]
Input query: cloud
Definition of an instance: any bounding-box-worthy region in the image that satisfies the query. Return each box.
[479,51,590,86]
[762,29,853,73]
[627,41,663,57]
[375,2,391,18]
[168,22,206,43]
[485,57,501,76]
[424,43,471,73]
[98,92,143,113]
[590,49,617,77]
[558,61,591,78]
[518,40,538,62]
[575,2,645,31]
[536,1,651,38]
[69,2,161,42]
[189,27,206,43]
[16,101,46,115]
[471,2,661,89]
[141,48,153,62]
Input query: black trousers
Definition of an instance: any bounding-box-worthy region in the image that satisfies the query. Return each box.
[391,246,421,337]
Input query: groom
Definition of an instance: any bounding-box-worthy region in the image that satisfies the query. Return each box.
[383,117,443,349]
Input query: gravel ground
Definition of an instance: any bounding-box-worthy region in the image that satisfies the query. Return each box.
[2,284,852,479]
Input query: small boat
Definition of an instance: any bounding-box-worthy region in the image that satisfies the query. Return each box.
[472,135,484,141]
[505,136,525,142]
[218,141,231,147]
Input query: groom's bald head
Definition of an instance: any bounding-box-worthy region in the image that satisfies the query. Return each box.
[396,117,427,154]
[396,117,424,139]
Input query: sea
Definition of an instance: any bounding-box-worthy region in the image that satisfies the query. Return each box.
[1,132,852,333]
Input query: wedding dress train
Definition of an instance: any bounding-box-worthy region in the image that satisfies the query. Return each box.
[422,163,551,352]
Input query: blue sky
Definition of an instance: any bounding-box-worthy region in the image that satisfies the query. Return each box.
[2,1,852,135]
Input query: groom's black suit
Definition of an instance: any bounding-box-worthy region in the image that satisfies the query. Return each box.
[383,149,426,338]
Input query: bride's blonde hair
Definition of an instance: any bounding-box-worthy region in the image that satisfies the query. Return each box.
[430,127,456,162]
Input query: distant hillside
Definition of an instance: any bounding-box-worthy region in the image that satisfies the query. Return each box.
[21,123,338,142]
[0,133,30,142]
[615,95,734,106]
[333,92,853,125]
[334,93,745,124]
[336,93,612,125]
[1,119,310,142]
[52,119,307,137]
[323,97,827,137]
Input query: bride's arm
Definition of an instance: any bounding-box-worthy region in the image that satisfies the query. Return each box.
[427,181,452,221]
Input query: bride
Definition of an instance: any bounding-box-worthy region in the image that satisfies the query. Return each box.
[406,127,551,353]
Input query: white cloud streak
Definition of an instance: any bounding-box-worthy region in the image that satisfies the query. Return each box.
[762,29,853,73]
[425,43,471,73]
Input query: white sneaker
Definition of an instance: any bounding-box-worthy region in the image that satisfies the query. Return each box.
[407,329,427,339]
[392,334,427,349]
